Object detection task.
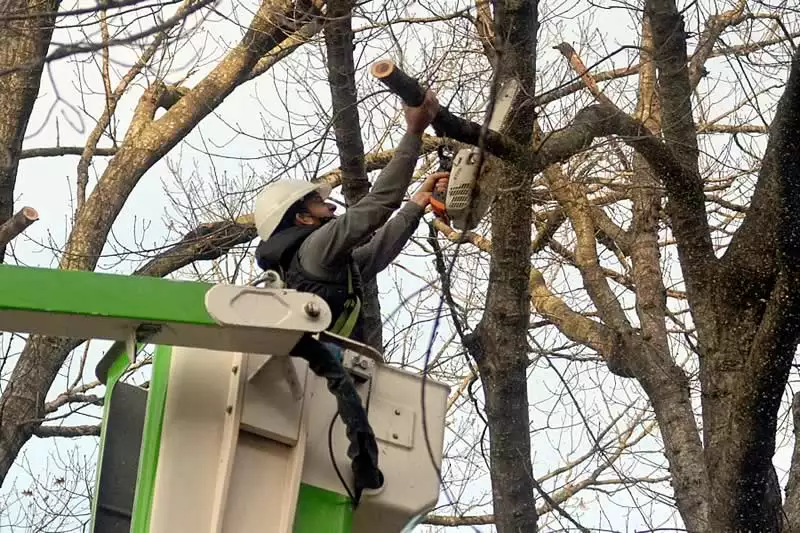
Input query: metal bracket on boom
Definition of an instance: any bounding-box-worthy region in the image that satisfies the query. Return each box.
[318,330,384,363]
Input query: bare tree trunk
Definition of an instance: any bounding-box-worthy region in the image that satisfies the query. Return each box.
[323,0,383,351]
[0,0,60,262]
[472,0,540,531]
[627,16,710,530]
[697,46,800,532]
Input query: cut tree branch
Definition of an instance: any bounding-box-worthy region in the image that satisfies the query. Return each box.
[0,207,38,251]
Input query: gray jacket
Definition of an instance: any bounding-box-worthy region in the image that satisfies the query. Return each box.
[295,132,425,283]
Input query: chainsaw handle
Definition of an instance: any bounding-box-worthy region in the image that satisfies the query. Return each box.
[370,60,427,107]
[430,192,448,221]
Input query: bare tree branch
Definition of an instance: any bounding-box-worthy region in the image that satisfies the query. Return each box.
[33,425,100,438]
[19,147,117,159]
[323,0,385,351]
[0,207,38,251]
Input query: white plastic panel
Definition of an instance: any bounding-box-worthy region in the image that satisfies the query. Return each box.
[148,347,241,533]
[301,363,450,533]
[240,354,309,446]
[148,346,307,533]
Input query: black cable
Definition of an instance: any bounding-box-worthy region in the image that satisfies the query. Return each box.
[328,412,357,506]
[415,42,508,531]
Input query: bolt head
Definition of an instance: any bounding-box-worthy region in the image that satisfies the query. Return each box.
[358,359,369,369]
[392,433,399,440]
[304,301,321,318]
[394,408,401,415]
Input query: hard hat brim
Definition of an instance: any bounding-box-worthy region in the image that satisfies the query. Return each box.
[254,180,335,240]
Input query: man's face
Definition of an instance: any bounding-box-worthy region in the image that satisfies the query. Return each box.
[296,192,337,227]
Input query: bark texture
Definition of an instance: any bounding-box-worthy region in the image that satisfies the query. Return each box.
[470,0,541,531]
[0,206,38,251]
[0,0,59,262]
[323,0,383,351]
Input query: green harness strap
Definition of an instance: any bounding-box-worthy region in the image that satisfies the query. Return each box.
[328,266,361,338]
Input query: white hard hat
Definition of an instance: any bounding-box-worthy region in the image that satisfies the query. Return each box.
[254,179,333,239]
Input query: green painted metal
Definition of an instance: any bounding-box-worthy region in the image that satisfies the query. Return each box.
[130,344,173,533]
[0,264,215,325]
[88,348,132,532]
[292,483,353,533]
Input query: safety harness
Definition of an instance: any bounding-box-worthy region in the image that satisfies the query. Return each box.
[328,267,361,338]
[255,224,363,339]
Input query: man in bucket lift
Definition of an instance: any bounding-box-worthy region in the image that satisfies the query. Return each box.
[253,89,448,502]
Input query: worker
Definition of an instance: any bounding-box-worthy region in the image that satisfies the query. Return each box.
[252,89,448,502]
[253,90,447,343]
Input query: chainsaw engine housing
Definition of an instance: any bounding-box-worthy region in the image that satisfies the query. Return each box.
[446,147,482,230]
[442,78,521,231]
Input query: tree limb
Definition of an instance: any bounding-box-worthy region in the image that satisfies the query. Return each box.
[543,165,631,331]
[20,147,117,159]
[0,207,38,251]
[0,0,59,263]
[33,425,100,438]
[688,1,747,88]
[134,221,257,278]
[543,39,713,312]
[643,0,716,316]
[719,48,800,294]
[473,0,496,66]
[704,47,800,531]
[783,392,800,530]
[248,18,322,80]
[431,217,633,377]
[323,0,384,351]
[76,0,198,214]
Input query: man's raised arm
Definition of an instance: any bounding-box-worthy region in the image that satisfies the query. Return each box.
[297,91,440,278]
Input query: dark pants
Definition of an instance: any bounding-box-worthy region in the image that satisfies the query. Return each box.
[290,334,383,498]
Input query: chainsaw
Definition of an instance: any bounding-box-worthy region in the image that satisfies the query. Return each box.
[370,59,519,231]
[431,145,453,224]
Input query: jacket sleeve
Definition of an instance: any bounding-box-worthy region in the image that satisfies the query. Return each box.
[351,202,425,281]
[296,132,423,280]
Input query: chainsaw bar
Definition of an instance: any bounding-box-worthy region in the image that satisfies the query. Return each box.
[445,78,520,230]
[370,59,520,231]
